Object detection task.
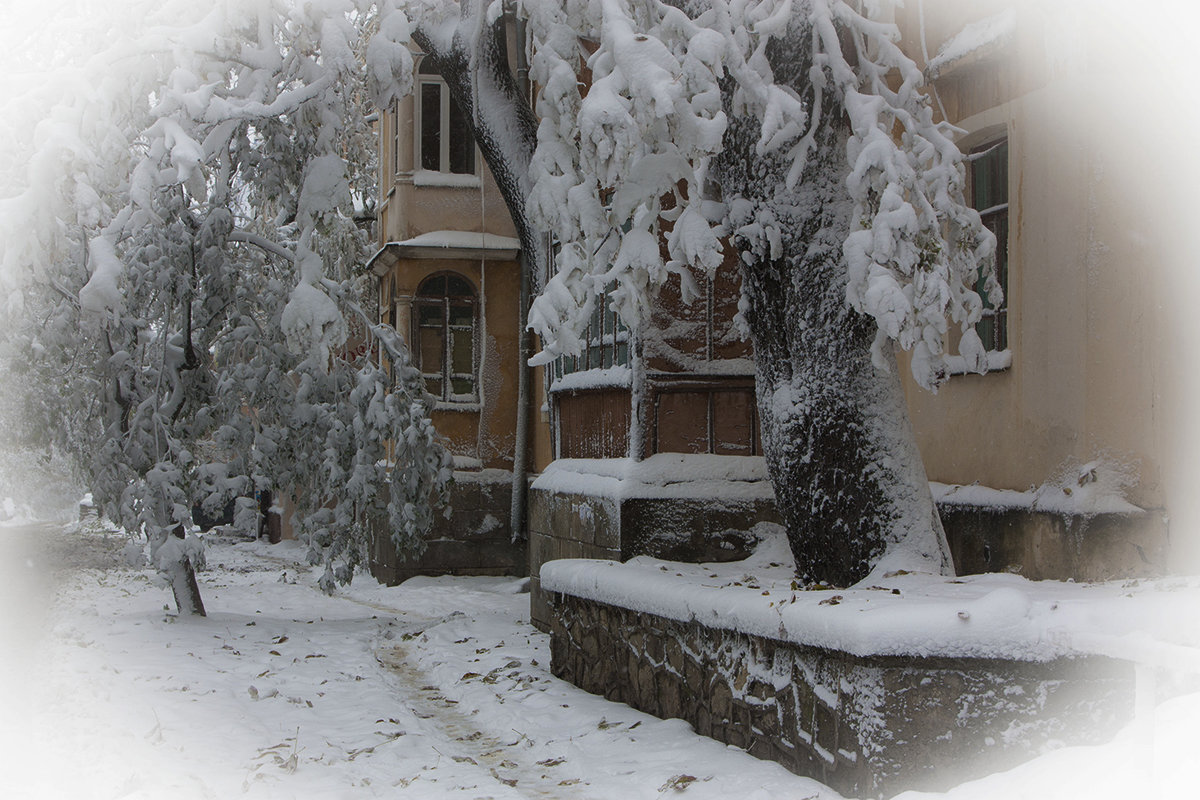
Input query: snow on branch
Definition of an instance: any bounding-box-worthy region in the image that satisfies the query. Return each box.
[522,0,993,389]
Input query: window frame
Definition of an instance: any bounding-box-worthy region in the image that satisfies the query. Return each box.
[390,99,401,177]
[550,290,631,385]
[414,60,478,177]
[969,136,1009,354]
[946,128,1012,376]
[412,272,479,405]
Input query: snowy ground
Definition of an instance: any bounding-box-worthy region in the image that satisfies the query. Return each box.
[1,520,1197,799]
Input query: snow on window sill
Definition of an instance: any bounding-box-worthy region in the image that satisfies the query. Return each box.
[550,366,633,394]
[945,349,1012,376]
[413,170,481,188]
[433,401,481,413]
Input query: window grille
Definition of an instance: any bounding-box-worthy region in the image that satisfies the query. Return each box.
[413,272,478,403]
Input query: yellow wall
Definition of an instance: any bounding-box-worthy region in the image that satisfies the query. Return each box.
[375,60,532,473]
[896,2,1184,516]
[377,80,517,245]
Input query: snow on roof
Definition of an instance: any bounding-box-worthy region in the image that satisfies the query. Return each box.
[368,230,521,274]
[530,454,774,502]
[394,230,521,251]
[541,526,1200,663]
[926,8,1016,79]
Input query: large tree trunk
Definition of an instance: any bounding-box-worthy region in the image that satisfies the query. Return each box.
[414,11,544,288]
[711,25,952,587]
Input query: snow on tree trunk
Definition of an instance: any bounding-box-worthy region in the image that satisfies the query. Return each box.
[152,525,206,617]
[714,20,951,586]
[413,6,545,291]
[522,0,986,586]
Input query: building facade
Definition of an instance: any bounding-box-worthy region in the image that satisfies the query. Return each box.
[369,3,1193,603]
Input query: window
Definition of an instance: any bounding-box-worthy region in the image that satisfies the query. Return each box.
[391,100,401,176]
[414,273,478,403]
[416,60,476,175]
[969,137,1009,352]
[551,291,630,383]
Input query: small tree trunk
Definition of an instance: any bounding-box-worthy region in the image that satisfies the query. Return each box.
[712,23,953,586]
[158,525,206,616]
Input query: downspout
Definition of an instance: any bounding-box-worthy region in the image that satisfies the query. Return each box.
[508,1,532,545]
[510,252,532,544]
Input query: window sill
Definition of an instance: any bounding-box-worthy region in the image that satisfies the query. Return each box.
[945,349,1012,376]
[413,170,482,189]
[433,401,481,413]
[549,366,633,394]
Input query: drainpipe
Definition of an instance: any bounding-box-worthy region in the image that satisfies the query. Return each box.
[508,1,532,545]
[510,251,532,544]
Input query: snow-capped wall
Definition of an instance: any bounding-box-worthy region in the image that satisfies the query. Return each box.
[547,588,1131,797]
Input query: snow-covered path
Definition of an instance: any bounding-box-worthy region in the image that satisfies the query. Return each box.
[0,522,836,800]
[3,520,1197,800]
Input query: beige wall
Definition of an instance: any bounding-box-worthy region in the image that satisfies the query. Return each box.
[374,51,530,473]
[383,256,523,471]
[377,78,517,246]
[897,1,1179,513]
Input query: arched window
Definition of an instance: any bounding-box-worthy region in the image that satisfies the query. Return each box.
[414,273,478,403]
[416,59,477,175]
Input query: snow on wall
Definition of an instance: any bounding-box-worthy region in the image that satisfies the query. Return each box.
[452,467,514,485]
[530,454,775,502]
[540,526,1200,662]
[532,457,1145,515]
[931,477,1144,516]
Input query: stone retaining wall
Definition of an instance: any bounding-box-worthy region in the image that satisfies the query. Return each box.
[371,470,526,585]
[528,485,778,630]
[548,592,1132,797]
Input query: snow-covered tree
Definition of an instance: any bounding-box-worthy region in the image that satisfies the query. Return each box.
[521,0,996,586]
[2,0,994,604]
[0,0,454,614]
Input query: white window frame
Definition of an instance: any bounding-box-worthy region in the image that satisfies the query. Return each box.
[391,99,401,177]
[946,118,1013,376]
[414,64,478,178]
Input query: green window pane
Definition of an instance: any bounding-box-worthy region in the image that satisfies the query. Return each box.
[447,98,476,175]
[970,138,1009,353]
[417,302,442,326]
[451,329,474,374]
[444,274,472,297]
[420,83,441,172]
[448,302,473,327]
[419,327,444,373]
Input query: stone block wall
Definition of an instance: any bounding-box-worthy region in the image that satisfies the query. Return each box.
[528,486,779,630]
[943,506,1169,581]
[548,592,1132,798]
[371,469,526,585]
